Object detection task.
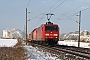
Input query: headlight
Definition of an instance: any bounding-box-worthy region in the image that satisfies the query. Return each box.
[54,34,58,36]
[45,34,49,36]
[55,37,57,38]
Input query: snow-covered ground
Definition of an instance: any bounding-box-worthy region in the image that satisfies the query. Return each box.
[25,46,60,60]
[58,41,90,48]
[0,39,60,60]
[0,39,18,47]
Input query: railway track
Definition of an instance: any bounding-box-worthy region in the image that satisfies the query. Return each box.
[52,46,90,59]
[28,43,90,60]
[56,45,90,55]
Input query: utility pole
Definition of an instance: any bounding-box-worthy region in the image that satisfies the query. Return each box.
[78,11,81,47]
[26,8,28,45]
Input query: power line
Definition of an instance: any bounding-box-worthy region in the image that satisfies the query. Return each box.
[58,1,90,17]
[56,14,77,24]
[81,7,90,11]
[63,14,78,23]
[57,6,90,25]
[44,0,60,13]
[29,0,65,20]
[49,0,60,12]
[50,0,66,13]
[63,1,90,15]
[57,1,90,23]
[72,7,90,16]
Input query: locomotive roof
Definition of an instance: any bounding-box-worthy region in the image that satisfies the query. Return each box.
[43,24,58,26]
[32,28,37,32]
[37,24,58,29]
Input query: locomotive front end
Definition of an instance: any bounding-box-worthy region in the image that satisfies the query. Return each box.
[44,24,59,45]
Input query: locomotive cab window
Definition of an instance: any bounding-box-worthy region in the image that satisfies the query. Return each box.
[45,26,58,31]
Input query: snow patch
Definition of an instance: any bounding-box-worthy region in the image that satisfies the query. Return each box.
[58,41,90,48]
[0,39,18,47]
[25,46,60,60]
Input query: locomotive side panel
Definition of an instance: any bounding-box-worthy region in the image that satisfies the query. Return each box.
[33,29,36,40]
[37,27,41,40]
[28,31,33,42]
[35,24,46,41]
[36,28,38,40]
[41,25,45,40]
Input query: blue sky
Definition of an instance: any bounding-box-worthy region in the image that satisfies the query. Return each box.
[0,0,90,36]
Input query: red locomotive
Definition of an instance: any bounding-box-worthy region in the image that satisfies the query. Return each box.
[28,22,59,45]
[28,13,60,45]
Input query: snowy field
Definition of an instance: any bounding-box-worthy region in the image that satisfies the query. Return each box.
[58,41,90,48]
[0,39,18,47]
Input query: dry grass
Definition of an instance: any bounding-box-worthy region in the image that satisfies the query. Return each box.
[0,39,27,60]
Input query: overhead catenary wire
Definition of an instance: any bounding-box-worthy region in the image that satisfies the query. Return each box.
[50,0,66,13]
[62,14,78,23]
[28,0,60,20]
[72,7,90,16]
[56,7,90,24]
[29,0,66,20]
[27,0,90,25]
[62,1,90,15]
[81,7,90,11]
[57,1,90,23]
[56,14,76,24]
[56,8,90,26]
[49,0,60,12]
[27,0,90,21]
